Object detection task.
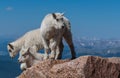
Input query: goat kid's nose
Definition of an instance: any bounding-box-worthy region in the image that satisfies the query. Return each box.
[11,57,14,59]
[18,59,21,63]
[62,26,65,29]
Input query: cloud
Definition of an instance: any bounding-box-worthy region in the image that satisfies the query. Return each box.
[5,6,13,11]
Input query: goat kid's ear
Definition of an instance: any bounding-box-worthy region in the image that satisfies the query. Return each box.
[8,43,14,50]
[27,47,34,53]
[23,48,30,55]
[52,13,56,19]
[27,48,30,53]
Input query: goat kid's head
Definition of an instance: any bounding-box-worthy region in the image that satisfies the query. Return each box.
[52,13,66,30]
[18,47,30,63]
[7,43,18,58]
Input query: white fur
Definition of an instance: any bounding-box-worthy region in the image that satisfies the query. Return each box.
[7,28,44,58]
[18,46,46,69]
[20,62,27,71]
[40,13,66,59]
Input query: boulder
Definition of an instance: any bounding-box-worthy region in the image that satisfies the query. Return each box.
[18,56,120,78]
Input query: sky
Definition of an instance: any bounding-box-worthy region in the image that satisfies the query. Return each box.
[0,0,120,39]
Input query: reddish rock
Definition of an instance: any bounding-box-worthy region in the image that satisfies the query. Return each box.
[18,56,120,78]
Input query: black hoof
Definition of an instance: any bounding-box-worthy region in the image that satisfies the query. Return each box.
[71,56,76,60]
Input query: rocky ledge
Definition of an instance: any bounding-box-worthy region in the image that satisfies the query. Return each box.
[18,56,120,78]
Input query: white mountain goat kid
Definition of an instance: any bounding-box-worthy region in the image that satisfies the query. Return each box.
[40,13,68,59]
[18,46,46,70]
[7,28,41,58]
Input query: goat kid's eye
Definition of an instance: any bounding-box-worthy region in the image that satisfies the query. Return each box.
[9,49,12,52]
[56,19,59,21]
[61,18,63,21]
[23,54,27,57]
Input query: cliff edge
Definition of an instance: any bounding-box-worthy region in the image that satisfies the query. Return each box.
[18,56,120,78]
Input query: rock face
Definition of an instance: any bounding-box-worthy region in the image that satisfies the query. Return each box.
[18,56,120,78]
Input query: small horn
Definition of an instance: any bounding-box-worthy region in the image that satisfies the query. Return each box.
[52,13,56,19]
[8,43,14,50]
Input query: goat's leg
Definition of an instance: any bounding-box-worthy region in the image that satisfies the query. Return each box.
[41,37,49,60]
[63,29,76,59]
[20,62,27,71]
[49,40,57,59]
[55,46,60,59]
[55,38,64,59]
[49,36,61,59]
[54,35,63,60]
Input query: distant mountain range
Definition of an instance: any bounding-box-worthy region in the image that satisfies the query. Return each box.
[1,37,120,57]
[73,37,120,57]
